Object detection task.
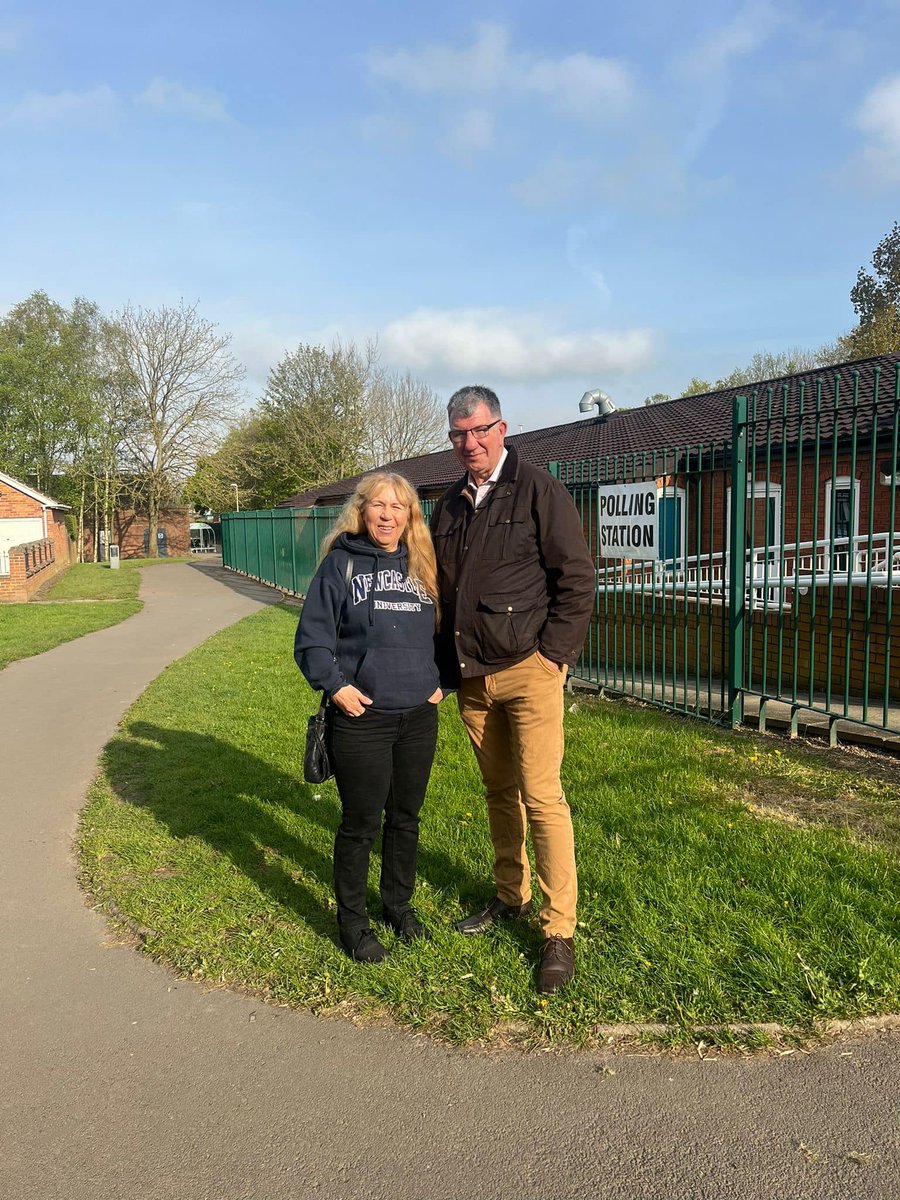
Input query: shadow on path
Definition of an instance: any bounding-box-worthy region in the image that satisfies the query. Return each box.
[187,559,287,606]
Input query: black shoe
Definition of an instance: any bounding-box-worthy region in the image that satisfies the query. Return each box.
[342,928,388,963]
[538,935,575,993]
[387,910,430,942]
[455,896,532,935]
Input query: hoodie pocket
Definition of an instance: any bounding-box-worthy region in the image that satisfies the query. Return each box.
[356,647,436,704]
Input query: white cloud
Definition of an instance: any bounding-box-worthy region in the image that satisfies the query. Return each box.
[512,142,730,216]
[526,52,633,120]
[382,308,655,380]
[3,85,117,128]
[367,21,633,121]
[678,2,783,78]
[857,74,900,151]
[368,21,510,93]
[443,109,494,161]
[854,73,900,184]
[137,77,229,122]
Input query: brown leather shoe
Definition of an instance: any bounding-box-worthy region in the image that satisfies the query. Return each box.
[538,935,575,993]
[454,896,532,935]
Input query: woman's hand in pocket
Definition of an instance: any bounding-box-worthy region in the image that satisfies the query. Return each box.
[332,685,373,717]
[427,688,444,704]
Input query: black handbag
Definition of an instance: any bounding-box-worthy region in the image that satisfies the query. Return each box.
[303,700,332,784]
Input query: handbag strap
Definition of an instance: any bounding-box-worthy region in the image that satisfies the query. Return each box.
[320,553,355,711]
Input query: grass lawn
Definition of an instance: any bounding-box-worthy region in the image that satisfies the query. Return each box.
[0,558,189,669]
[78,604,900,1049]
[0,600,142,670]
[45,562,143,600]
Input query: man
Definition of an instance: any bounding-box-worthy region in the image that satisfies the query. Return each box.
[430,385,596,993]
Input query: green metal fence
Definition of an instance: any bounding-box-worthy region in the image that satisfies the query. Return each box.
[733,364,899,743]
[555,363,900,743]
[221,500,436,598]
[222,364,899,744]
[554,437,734,723]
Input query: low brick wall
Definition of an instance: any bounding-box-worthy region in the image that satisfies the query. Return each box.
[588,586,900,702]
[0,537,67,603]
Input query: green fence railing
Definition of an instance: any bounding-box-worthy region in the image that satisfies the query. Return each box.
[555,363,900,742]
[222,365,899,744]
[734,362,899,743]
[221,500,436,598]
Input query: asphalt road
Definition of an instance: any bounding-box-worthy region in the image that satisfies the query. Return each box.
[1,560,897,1200]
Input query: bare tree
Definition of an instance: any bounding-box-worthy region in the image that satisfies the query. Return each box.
[362,369,445,466]
[111,302,243,555]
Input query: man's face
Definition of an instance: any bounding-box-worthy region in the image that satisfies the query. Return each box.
[449,402,507,481]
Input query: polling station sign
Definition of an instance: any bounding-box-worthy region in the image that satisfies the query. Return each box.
[597,483,658,561]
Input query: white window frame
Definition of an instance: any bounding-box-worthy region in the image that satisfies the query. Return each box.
[824,476,860,544]
[656,483,687,568]
[726,482,782,554]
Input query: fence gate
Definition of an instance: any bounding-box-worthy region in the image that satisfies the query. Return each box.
[554,437,734,723]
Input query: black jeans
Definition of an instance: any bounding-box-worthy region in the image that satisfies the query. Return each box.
[330,701,439,941]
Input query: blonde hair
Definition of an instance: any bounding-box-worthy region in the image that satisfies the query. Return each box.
[322,472,440,619]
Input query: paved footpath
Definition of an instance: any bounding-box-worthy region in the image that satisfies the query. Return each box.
[1,562,897,1200]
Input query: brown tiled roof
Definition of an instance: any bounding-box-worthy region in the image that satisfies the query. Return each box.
[277,355,900,506]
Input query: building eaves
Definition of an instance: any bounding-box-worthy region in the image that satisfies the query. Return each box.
[0,469,70,511]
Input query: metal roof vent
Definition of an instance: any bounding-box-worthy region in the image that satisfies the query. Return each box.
[579,389,616,417]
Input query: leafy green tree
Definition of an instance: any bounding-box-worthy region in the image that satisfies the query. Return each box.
[643,392,671,406]
[679,344,846,399]
[254,339,373,499]
[0,291,101,495]
[184,413,284,513]
[680,377,712,397]
[840,222,900,357]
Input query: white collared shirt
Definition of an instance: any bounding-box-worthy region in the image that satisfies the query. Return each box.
[468,447,508,507]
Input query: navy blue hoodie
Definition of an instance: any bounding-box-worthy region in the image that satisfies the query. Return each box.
[294,533,440,711]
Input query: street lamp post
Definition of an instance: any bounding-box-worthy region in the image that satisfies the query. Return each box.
[232,483,240,512]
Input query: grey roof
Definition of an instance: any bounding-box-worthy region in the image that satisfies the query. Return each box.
[277,355,900,506]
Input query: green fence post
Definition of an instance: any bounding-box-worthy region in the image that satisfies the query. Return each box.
[727,395,749,728]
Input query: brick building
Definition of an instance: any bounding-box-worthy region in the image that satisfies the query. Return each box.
[83,506,192,561]
[0,471,73,602]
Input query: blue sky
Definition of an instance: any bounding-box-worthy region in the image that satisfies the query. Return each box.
[1,1,899,432]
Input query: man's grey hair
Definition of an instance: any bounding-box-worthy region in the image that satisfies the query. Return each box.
[447,385,502,422]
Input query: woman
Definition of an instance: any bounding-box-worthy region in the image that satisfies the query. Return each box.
[294,472,444,962]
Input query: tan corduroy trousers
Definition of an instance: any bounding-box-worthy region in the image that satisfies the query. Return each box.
[458,651,577,938]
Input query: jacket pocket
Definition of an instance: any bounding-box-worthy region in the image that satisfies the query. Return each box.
[476,593,543,660]
[484,505,532,560]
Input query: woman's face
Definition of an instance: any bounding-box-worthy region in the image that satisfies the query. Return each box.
[362,485,409,553]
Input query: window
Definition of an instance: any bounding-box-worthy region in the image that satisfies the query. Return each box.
[824,477,859,571]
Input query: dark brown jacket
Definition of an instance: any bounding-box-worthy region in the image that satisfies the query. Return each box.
[430,446,596,684]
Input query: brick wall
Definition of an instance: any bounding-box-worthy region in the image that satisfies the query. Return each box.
[0,538,58,602]
[83,507,191,560]
[587,587,900,703]
[0,478,73,602]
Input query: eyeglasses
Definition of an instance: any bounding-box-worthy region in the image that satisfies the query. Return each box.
[448,419,502,445]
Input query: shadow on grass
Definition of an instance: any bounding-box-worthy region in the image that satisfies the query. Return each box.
[105,720,483,945]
